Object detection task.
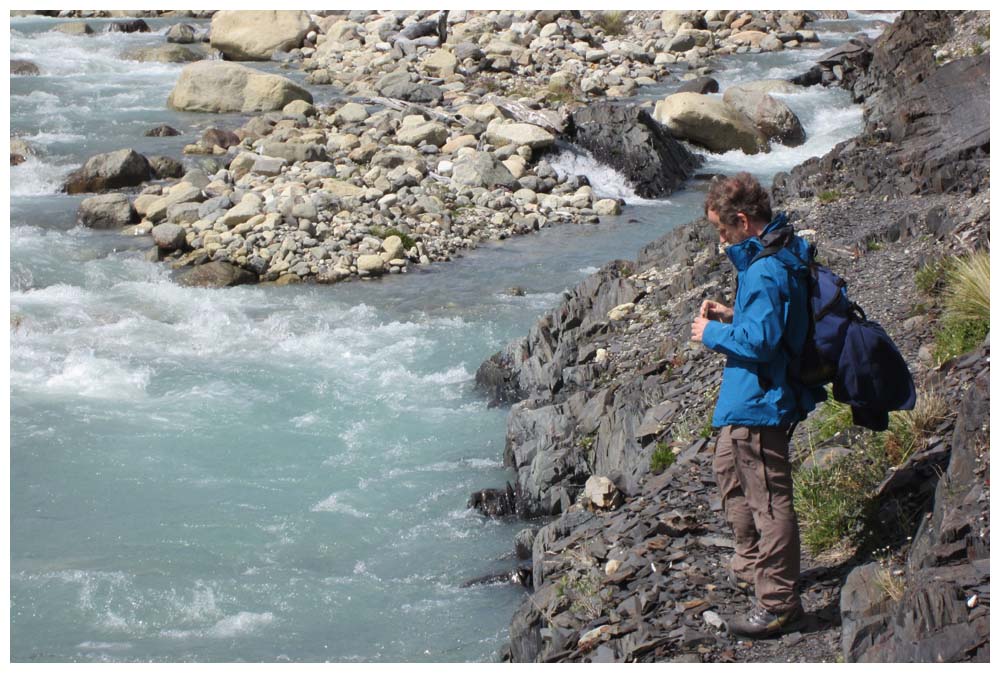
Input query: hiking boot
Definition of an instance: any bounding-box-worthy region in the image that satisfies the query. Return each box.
[727,602,804,639]
[725,568,753,596]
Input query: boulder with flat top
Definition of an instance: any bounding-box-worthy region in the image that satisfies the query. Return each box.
[167,61,312,114]
[210,10,312,61]
[653,92,767,155]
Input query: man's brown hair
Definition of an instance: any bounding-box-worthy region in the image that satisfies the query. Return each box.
[704,172,773,228]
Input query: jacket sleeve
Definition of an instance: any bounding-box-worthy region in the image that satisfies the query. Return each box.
[702,263,786,362]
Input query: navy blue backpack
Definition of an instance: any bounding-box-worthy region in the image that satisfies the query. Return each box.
[754,233,917,431]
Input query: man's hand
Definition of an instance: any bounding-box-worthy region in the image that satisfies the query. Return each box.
[700,299,733,323]
[691,316,709,342]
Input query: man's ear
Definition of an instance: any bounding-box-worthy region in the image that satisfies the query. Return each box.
[736,212,750,233]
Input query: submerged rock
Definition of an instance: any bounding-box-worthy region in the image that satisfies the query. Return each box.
[106,19,150,33]
[125,44,204,63]
[144,124,181,137]
[52,22,94,36]
[175,261,257,288]
[11,59,40,76]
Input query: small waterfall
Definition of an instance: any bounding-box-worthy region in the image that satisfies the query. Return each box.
[545,143,669,205]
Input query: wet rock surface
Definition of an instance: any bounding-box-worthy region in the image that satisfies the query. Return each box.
[567,103,702,198]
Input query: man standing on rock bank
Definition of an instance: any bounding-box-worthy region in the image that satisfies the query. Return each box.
[690,172,819,638]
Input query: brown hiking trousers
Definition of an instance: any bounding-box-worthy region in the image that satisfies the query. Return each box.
[713,424,801,613]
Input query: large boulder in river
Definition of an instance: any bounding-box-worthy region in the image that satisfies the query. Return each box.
[151,223,188,251]
[167,61,312,114]
[723,85,806,147]
[210,10,312,61]
[653,92,767,155]
[77,193,136,229]
[176,261,257,288]
[568,103,701,198]
[63,148,153,194]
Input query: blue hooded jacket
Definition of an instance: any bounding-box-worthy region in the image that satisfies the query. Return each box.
[702,213,820,428]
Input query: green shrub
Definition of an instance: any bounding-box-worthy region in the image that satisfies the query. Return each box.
[650,442,677,473]
[795,436,897,553]
[371,226,417,250]
[933,314,989,364]
[808,395,854,444]
[914,257,954,296]
[818,190,841,203]
[593,11,627,36]
[794,392,948,554]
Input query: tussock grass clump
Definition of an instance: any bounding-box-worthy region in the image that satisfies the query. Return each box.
[942,249,989,323]
[650,441,677,473]
[818,189,841,203]
[808,394,854,444]
[593,11,628,36]
[794,445,888,553]
[794,389,952,554]
[874,548,906,602]
[933,249,989,364]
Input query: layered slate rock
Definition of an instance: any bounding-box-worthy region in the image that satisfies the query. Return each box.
[479,10,989,665]
[773,12,988,201]
[567,103,701,199]
[841,346,989,662]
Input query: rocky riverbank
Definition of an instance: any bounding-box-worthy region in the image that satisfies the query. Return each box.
[472,10,989,663]
[15,9,862,288]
